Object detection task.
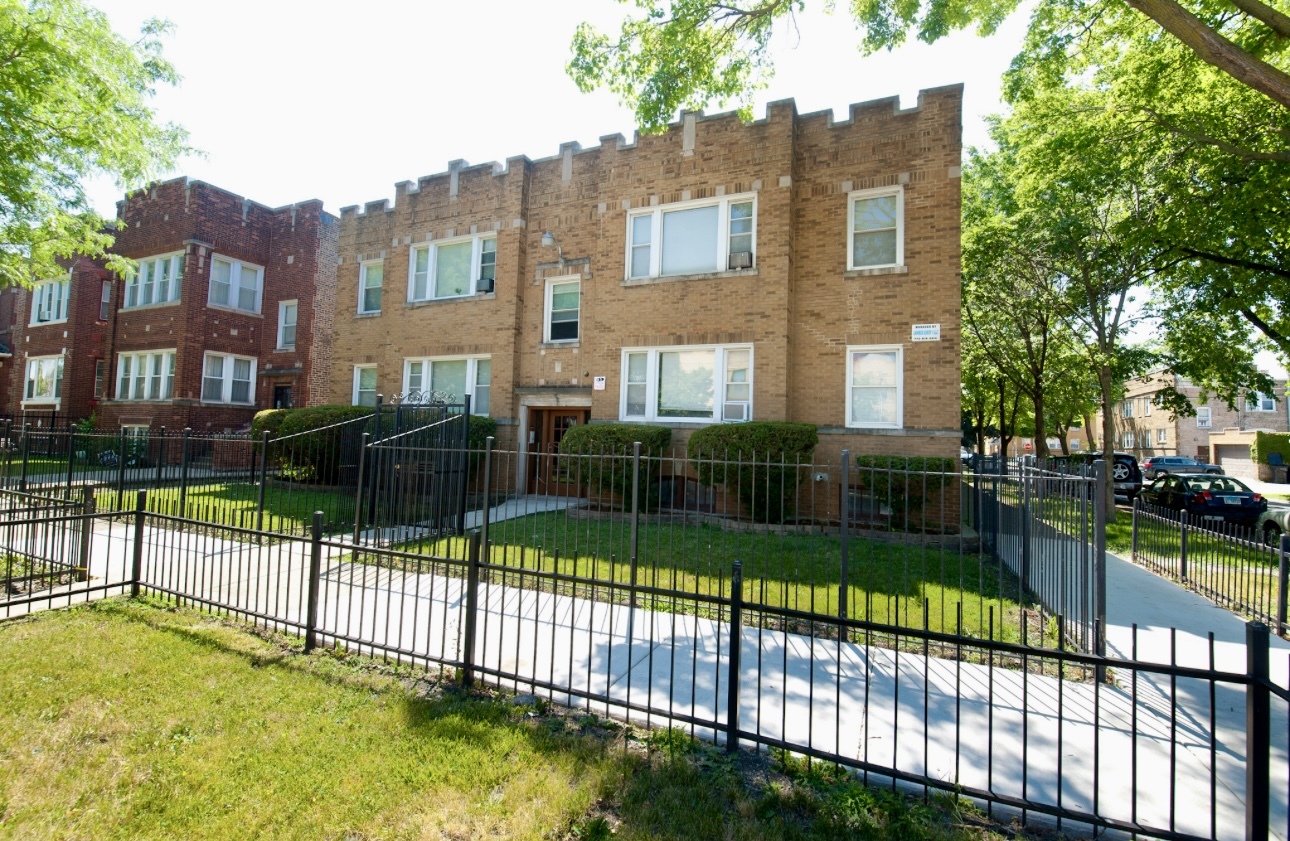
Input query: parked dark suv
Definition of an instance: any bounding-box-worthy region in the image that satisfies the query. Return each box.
[1140,455,1222,481]
[1047,451,1143,501]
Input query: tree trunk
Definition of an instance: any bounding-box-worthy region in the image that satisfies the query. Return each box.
[1099,364,1118,521]
[1057,423,1071,455]
[1082,411,1098,450]
[1032,389,1049,458]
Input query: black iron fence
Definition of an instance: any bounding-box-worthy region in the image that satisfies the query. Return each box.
[1133,500,1290,635]
[0,485,1281,841]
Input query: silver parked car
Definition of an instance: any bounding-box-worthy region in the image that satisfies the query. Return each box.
[1257,507,1290,546]
[1140,455,1222,481]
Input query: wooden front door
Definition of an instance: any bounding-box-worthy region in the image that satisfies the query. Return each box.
[528,408,589,495]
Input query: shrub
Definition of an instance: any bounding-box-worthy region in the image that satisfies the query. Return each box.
[559,423,672,509]
[687,422,819,524]
[272,405,377,484]
[250,409,288,440]
[1251,431,1290,465]
[853,455,956,528]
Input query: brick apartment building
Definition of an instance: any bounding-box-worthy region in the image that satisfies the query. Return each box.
[1102,369,1289,475]
[0,178,339,432]
[330,88,963,492]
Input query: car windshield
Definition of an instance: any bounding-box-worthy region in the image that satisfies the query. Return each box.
[1183,477,1250,493]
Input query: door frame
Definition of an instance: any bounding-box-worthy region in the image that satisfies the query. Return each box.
[527,407,590,495]
[515,391,594,496]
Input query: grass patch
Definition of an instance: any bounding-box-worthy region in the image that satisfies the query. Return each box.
[401,511,1046,644]
[97,481,355,536]
[0,600,1030,840]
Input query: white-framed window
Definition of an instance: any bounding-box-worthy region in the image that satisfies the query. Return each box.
[1122,431,1136,448]
[1196,406,1212,428]
[1247,391,1277,412]
[30,277,70,325]
[23,355,63,403]
[115,350,176,402]
[619,345,752,423]
[544,276,580,343]
[359,260,383,314]
[1142,398,1152,416]
[847,186,903,270]
[625,194,756,280]
[93,359,107,399]
[122,424,149,439]
[845,345,903,429]
[208,256,263,314]
[124,252,183,309]
[1120,400,1134,418]
[277,300,298,350]
[1157,427,1167,444]
[353,365,377,407]
[402,356,491,416]
[408,235,497,301]
[201,352,256,405]
[99,280,113,321]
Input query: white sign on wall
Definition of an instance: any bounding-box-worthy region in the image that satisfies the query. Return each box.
[593,376,607,391]
[911,323,941,342]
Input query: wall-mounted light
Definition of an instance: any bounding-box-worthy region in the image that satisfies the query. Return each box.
[541,232,564,265]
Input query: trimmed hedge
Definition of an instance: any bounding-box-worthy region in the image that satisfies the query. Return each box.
[559,423,672,509]
[853,455,957,527]
[277,405,375,439]
[687,422,819,524]
[251,409,288,440]
[1252,431,1290,465]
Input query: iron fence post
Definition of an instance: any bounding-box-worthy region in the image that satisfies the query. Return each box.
[1180,511,1190,582]
[1246,621,1271,841]
[457,395,471,535]
[114,429,126,508]
[1278,534,1289,638]
[480,437,494,555]
[1020,465,1031,594]
[19,425,31,493]
[304,511,324,653]
[178,428,191,517]
[726,560,744,754]
[462,530,481,687]
[840,450,850,620]
[0,419,11,491]
[155,427,166,488]
[65,429,76,492]
[352,432,370,545]
[1093,459,1107,667]
[629,441,641,628]
[1130,497,1140,563]
[366,395,383,533]
[130,489,145,598]
[76,484,94,583]
[256,430,270,534]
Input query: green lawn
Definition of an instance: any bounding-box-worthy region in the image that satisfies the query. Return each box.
[0,455,71,478]
[0,601,1025,840]
[398,511,1045,644]
[97,481,356,536]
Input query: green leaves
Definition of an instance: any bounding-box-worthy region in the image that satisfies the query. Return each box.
[0,0,188,287]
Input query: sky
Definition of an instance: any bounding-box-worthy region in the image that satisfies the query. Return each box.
[84,0,1031,217]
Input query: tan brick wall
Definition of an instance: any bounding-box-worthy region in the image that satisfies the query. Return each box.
[331,88,963,464]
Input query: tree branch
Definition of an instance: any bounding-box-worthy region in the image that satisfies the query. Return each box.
[1175,246,1290,279]
[1122,0,1290,109]
[1226,0,1290,39]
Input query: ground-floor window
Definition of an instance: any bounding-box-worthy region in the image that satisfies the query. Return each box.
[619,344,751,423]
[402,356,491,416]
[845,345,903,429]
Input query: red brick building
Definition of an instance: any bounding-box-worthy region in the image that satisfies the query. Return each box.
[0,178,338,432]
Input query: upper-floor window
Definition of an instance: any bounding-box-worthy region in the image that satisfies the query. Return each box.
[1122,430,1136,448]
[1247,391,1277,412]
[30,277,70,325]
[359,260,383,314]
[93,359,108,399]
[277,300,298,350]
[626,195,756,280]
[1196,406,1212,428]
[353,365,377,407]
[1142,397,1152,416]
[209,256,263,314]
[99,280,113,321]
[124,252,183,309]
[544,277,580,343]
[620,344,752,423]
[846,345,903,429]
[1121,400,1134,418]
[408,235,497,301]
[403,356,491,416]
[24,355,63,403]
[1157,427,1167,444]
[201,352,256,404]
[116,350,176,402]
[847,186,903,270]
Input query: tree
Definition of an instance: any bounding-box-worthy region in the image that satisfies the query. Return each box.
[568,0,1290,133]
[0,0,187,287]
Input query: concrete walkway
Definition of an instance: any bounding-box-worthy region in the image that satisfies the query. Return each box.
[4,514,1288,840]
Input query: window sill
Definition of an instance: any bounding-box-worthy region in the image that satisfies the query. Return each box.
[540,340,580,349]
[28,320,69,328]
[355,311,382,319]
[110,399,174,405]
[199,401,256,408]
[844,265,908,278]
[121,300,181,313]
[405,292,496,308]
[20,400,60,408]
[207,303,263,318]
[273,347,296,354]
[615,418,730,429]
[621,268,757,288]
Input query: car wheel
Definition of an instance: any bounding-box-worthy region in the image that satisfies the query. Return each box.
[1112,463,1131,482]
[1264,521,1284,548]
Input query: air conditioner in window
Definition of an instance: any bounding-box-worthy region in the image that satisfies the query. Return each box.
[728,251,753,270]
[476,277,494,293]
[722,402,749,422]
